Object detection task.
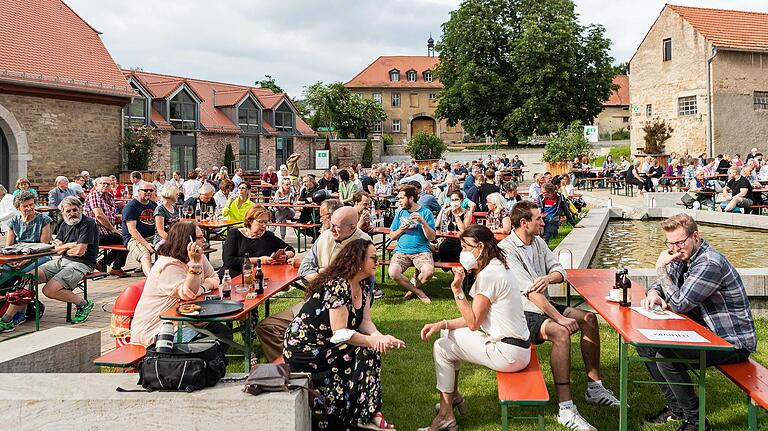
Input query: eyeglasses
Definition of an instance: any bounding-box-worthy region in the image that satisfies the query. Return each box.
[665,233,693,249]
[252,219,269,225]
[330,223,353,231]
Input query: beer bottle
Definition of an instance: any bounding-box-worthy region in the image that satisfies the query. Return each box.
[255,259,264,295]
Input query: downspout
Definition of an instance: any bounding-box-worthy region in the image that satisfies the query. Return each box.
[706,46,718,157]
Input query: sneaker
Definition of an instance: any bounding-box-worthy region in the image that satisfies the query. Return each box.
[71,299,94,323]
[644,406,683,424]
[373,289,385,299]
[11,312,26,326]
[0,320,14,333]
[585,385,620,407]
[676,419,712,431]
[557,406,597,431]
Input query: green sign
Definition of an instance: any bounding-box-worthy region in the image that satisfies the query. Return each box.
[315,149,330,169]
[317,127,335,132]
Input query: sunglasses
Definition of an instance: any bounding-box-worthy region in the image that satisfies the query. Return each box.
[140,189,154,193]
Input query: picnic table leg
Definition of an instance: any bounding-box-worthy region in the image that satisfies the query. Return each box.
[33,258,40,331]
[619,337,628,431]
[748,396,758,431]
[566,282,572,308]
[244,314,252,371]
[500,404,509,431]
[698,349,707,431]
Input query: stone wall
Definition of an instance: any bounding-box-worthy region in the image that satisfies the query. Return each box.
[711,50,768,157]
[0,93,122,185]
[312,137,383,169]
[198,132,239,171]
[629,7,709,158]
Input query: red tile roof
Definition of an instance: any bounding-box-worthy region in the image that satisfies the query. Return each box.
[124,70,316,136]
[345,56,443,88]
[0,0,135,98]
[668,4,768,51]
[604,75,629,106]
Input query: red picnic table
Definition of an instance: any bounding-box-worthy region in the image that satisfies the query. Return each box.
[0,249,57,331]
[566,269,732,431]
[160,264,300,370]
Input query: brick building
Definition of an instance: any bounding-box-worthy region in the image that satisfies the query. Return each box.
[123,70,316,175]
[594,75,630,137]
[0,0,136,187]
[345,39,464,145]
[630,5,768,157]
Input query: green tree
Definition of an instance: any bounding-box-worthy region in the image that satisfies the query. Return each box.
[435,0,615,145]
[223,143,235,171]
[362,137,373,167]
[255,74,283,94]
[406,131,447,160]
[302,82,386,139]
[542,121,594,162]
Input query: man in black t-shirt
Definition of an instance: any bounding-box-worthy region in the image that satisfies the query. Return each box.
[35,196,99,323]
[317,170,339,193]
[361,168,377,194]
[122,182,158,276]
[722,166,753,212]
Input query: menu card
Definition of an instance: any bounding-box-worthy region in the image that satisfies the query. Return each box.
[630,307,684,320]
[638,329,710,343]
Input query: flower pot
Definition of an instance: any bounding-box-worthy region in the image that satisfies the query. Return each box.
[545,161,572,177]
[119,170,160,184]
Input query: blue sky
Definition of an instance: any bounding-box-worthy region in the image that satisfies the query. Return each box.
[67,0,767,97]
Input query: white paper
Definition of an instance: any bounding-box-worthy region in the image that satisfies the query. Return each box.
[631,306,685,320]
[638,329,710,343]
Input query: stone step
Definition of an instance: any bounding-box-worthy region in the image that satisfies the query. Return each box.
[0,326,100,373]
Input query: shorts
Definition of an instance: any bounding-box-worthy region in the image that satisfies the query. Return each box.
[391,251,433,271]
[40,259,93,291]
[127,238,152,263]
[524,301,569,345]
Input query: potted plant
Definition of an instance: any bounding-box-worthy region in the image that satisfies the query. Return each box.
[405,131,447,169]
[542,121,594,176]
[120,125,161,182]
[639,117,673,167]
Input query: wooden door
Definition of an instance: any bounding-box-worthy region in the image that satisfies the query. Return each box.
[411,117,436,135]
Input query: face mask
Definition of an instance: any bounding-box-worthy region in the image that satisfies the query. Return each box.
[459,250,478,271]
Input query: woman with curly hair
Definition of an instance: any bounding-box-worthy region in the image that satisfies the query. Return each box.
[283,239,403,431]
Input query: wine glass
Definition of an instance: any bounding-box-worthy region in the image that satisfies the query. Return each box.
[184,206,193,220]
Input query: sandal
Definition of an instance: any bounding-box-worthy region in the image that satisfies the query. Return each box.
[434,394,468,416]
[358,412,396,430]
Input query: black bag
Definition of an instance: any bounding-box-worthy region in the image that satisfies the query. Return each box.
[130,341,227,392]
[680,193,696,208]
[659,177,670,186]
[243,363,326,412]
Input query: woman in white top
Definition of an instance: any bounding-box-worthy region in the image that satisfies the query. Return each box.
[181,171,202,206]
[419,225,530,431]
[213,179,234,211]
[152,171,168,197]
[268,178,295,240]
[0,185,18,232]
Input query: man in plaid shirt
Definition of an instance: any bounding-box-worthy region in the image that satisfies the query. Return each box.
[639,213,756,430]
[83,177,129,277]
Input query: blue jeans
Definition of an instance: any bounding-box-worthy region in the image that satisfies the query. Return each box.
[542,220,560,244]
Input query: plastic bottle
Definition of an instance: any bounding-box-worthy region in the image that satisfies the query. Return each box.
[221,269,232,299]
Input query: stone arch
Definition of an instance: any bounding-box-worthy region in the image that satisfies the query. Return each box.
[409,112,438,140]
[0,102,31,186]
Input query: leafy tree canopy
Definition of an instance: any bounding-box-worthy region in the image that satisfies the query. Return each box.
[435,0,616,144]
[256,74,284,94]
[302,82,386,139]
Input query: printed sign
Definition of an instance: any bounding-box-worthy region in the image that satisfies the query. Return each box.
[583,125,598,143]
[315,150,330,170]
[637,329,710,343]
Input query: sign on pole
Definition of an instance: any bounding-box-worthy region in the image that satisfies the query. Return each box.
[315,149,330,170]
[583,125,599,143]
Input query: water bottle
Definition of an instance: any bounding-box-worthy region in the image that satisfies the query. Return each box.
[155,321,175,353]
[221,269,232,299]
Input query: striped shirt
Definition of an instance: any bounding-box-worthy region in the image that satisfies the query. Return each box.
[650,240,757,352]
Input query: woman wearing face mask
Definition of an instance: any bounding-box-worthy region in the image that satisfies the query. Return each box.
[435,190,472,263]
[419,225,530,431]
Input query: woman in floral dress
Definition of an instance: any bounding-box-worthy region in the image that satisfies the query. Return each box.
[484,193,512,234]
[284,239,403,430]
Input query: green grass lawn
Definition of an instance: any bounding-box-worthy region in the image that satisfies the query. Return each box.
[249,269,768,431]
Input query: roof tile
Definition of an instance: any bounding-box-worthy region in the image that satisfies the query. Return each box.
[604,75,629,106]
[668,4,768,51]
[346,56,442,88]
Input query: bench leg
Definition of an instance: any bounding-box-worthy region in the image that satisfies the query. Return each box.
[748,396,758,431]
[537,409,545,431]
[501,404,509,431]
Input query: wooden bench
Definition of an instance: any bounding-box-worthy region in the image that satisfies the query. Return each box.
[718,359,768,430]
[66,271,107,323]
[749,204,768,215]
[94,343,147,371]
[498,346,549,431]
[378,259,461,282]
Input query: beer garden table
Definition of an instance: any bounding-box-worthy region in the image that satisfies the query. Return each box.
[565,269,733,431]
[159,263,300,370]
[0,249,57,331]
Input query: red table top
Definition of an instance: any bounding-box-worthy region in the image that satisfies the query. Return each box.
[0,250,56,265]
[160,264,299,321]
[265,202,320,209]
[566,268,732,350]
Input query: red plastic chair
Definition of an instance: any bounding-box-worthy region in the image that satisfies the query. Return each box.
[110,280,145,348]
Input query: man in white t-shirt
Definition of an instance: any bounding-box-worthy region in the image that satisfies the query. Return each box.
[498,200,618,431]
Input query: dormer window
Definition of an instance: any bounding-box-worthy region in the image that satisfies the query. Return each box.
[238,98,260,132]
[274,101,294,131]
[424,70,433,82]
[390,69,400,82]
[169,89,197,130]
[124,83,148,126]
[406,70,417,82]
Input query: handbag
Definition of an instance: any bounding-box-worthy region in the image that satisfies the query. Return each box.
[243,363,326,412]
[680,193,696,208]
[119,341,227,393]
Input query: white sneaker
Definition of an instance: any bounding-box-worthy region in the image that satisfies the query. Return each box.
[585,385,620,407]
[557,406,597,431]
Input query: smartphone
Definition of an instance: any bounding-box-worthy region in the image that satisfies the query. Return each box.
[272,248,287,260]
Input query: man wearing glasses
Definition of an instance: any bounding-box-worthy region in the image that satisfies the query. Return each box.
[122,183,158,276]
[83,177,128,277]
[639,214,756,430]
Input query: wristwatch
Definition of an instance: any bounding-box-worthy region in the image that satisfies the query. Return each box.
[454,292,466,301]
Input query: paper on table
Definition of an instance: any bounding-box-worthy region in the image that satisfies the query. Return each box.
[631,306,685,320]
[638,329,710,343]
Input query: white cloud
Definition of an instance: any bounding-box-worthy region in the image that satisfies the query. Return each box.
[66,0,766,96]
